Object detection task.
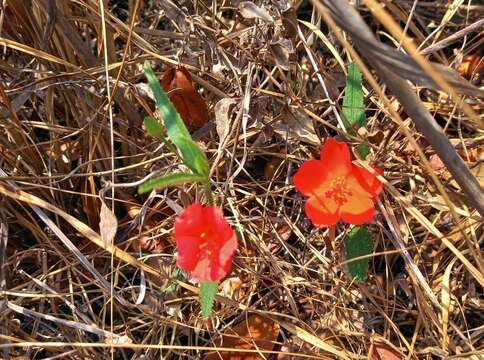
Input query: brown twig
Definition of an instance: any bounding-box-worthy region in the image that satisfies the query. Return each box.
[421,19,484,55]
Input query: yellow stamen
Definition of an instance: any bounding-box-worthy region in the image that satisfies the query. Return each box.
[325,176,352,205]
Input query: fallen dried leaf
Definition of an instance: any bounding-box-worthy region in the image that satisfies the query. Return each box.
[219,276,244,299]
[370,341,403,360]
[281,7,298,39]
[238,2,273,23]
[99,201,117,247]
[161,66,209,131]
[456,54,484,79]
[215,98,239,142]
[269,39,293,70]
[249,96,270,125]
[456,145,483,162]
[205,314,280,360]
[429,154,446,172]
[274,105,319,145]
[158,0,190,33]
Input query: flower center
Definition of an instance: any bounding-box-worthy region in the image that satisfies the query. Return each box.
[324,176,352,205]
[199,232,213,257]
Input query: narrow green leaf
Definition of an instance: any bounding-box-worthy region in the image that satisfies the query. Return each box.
[160,267,185,295]
[342,62,366,130]
[177,138,210,177]
[143,116,165,140]
[345,226,374,283]
[143,61,191,142]
[342,62,371,159]
[143,61,209,177]
[138,173,206,194]
[200,281,218,319]
[356,144,370,159]
[144,116,178,154]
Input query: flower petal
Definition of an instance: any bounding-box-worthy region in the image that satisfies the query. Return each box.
[345,171,375,199]
[211,207,237,280]
[218,233,238,267]
[341,206,375,225]
[304,195,340,227]
[211,259,232,282]
[340,192,375,225]
[174,203,237,282]
[191,249,232,282]
[174,202,205,237]
[293,160,327,195]
[191,256,213,281]
[176,235,202,271]
[208,207,234,241]
[312,187,341,213]
[351,164,383,197]
[320,138,352,177]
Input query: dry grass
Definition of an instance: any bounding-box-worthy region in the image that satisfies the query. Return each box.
[0,0,483,359]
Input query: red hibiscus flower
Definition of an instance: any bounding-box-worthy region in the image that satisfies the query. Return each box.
[175,203,238,282]
[294,138,383,227]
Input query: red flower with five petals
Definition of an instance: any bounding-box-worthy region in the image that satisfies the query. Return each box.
[294,138,383,227]
[175,203,238,282]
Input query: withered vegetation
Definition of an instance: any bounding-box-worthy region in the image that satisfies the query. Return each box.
[0,0,483,359]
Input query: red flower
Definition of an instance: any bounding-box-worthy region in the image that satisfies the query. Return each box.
[294,138,383,227]
[175,203,238,282]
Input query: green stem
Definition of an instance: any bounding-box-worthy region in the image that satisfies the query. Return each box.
[204,181,214,205]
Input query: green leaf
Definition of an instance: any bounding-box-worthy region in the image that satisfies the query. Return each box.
[342,62,366,130]
[356,144,370,159]
[177,138,210,177]
[160,267,185,295]
[143,62,191,142]
[144,116,178,155]
[345,226,374,283]
[138,172,206,194]
[143,61,209,177]
[144,116,165,140]
[200,281,218,319]
[342,62,371,159]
